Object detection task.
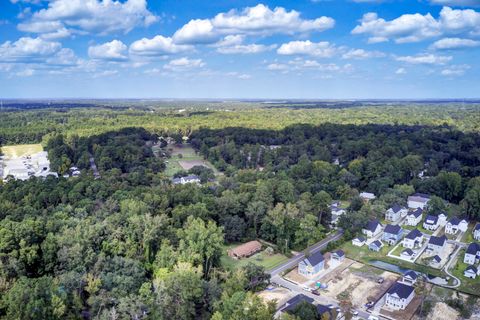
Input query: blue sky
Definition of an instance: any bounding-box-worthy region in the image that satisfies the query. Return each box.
[0,0,479,99]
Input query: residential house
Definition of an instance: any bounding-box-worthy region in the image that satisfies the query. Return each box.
[363,220,382,238]
[360,192,376,201]
[438,213,448,226]
[403,229,423,249]
[474,224,480,241]
[385,205,408,222]
[445,217,462,235]
[401,248,415,259]
[352,236,366,247]
[431,255,442,268]
[228,241,262,259]
[316,305,333,319]
[408,193,430,209]
[423,215,440,231]
[402,270,418,285]
[464,265,479,279]
[383,224,404,245]
[298,251,325,277]
[172,174,201,185]
[330,202,346,225]
[426,235,447,256]
[385,282,415,310]
[464,243,480,265]
[280,294,315,314]
[405,208,423,226]
[332,250,345,262]
[369,240,383,252]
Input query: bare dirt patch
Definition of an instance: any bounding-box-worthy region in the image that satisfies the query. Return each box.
[284,267,308,284]
[427,302,460,320]
[258,287,292,308]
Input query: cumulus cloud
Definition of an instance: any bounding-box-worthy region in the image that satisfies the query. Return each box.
[441,64,470,75]
[18,0,158,38]
[342,48,385,59]
[395,67,407,74]
[0,37,61,62]
[277,40,337,57]
[267,58,353,74]
[395,53,452,64]
[430,37,480,49]
[172,4,334,44]
[129,35,193,56]
[163,57,205,70]
[429,0,480,6]
[89,40,128,61]
[352,6,480,43]
[214,35,275,54]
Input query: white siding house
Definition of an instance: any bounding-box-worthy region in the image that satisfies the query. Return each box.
[362,220,382,238]
[407,193,430,209]
[385,205,408,222]
[474,224,480,241]
[403,229,423,249]
[423,215,439,231]
[464,243,480,265]
[405,208,423,226]
[385,282,415,310]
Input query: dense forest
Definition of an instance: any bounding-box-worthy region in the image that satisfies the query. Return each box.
[1,105,480,319]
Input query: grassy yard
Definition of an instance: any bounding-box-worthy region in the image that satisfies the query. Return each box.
[0,144,43,158]
[220,244,289,271]
[461,223,477,243]
[161,144,219,177]
[450,250,480,296]
[390,244,406,257]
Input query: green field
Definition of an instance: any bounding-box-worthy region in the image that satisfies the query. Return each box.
[220,244,289,271]
[0,144,43,158]
[160,144,219,177]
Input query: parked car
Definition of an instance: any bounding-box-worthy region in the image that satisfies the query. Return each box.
[377,277,384,284]
[311,289,320,296]
[365,301,374,308]
[368,316,379,320]
[302,286,311,292]
[352,310,359,316]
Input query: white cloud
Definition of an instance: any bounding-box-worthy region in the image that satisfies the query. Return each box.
[431,37,480,49]
[173,4,334,44]
[429,0,480,7]
[395,67,407,74]
[129,35,193,56]
[267,58,353,74]
[352,6,480,43]
[277,40,337,57]
[15,68,35,77]
[214,35,275,54]
[0,37,61,62]
[92,70,119,78]
[342,48,385,59]
[163,57,205,70]
[18,0,158,37]
[396,53,452,64]
[267,63,289,71]
[441,64,470,75]
[89,40,128,61]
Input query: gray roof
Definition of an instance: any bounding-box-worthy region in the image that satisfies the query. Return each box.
[406,229,422,240]
[424,215,438,225]
[408,208,423,218]
[466,243,480,255]
[384,224,402,235]
[466,265,478,274]
[304,251,325,266]
[366,220,381,232]
[388,282,415,299]
[429,235,447,247]
[403,270,418,280]
[448,217,460,226]
[390,204,405,213]
[354,236,366,242]
[402,248,414,256]
[333,249,345,257]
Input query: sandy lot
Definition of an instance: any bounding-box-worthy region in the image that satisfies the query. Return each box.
[324,263,398,307]
[284,268,308,284]
[258,287,292,308]
[427,302,460,320]
[1,144,43,159]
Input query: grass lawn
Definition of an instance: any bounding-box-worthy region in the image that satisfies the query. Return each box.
[220,244,289,271]
[390,244,406,257]
[451,250,480,296]
[341,240,445,278]
[0,144,43,158]
[461,223,477,243]
[162,144,219,177]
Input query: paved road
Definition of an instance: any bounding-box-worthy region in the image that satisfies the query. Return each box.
[89,154,101,179]
[268,229,344,276]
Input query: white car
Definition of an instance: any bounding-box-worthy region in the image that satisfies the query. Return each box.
[368,316,379,320]
[302,286,311,292]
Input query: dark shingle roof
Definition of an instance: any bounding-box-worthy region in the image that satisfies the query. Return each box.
[402,248,414,256]
[316,305,332,316]
[429,235,447,246]
[408,208,423,218]
[334,249,345,257]
[384,224,402,235]
[391,204,404,213]
[465,265,478,274]
[388,282,415,299]
[305,251,325,266]
[433,255,442,263]
[355,236,366,242]
[281,294,314,313]
[475,224,480,232]
[404,270,418,280]
[370,240,383,248]
[466,243,480,255]
[425,215,438,225]
[412,193,430,199]
[448,217,460,226]
[366,220,381,232]
[406,229,422,240]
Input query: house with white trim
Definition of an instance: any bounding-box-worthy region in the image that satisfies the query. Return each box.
[445,217,468,235]
[474,224,480,241]
[383,224,404,245]
[385,282,415,310]
[426,235,447,256]
[423,215,440,231]
[385,205,408,222]
[360,192,376,202]
[464,265,479,279]
[401,270,418,285]
[298,251,325,277]
[408,193,430,209]
[464,243,480,265]
[352,236,366,247]
[403,229,423,249]
[362,220,382,238]
[405,208,423,226]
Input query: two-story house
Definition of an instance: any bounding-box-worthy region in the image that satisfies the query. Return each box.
[407,193,430,209]
[362,220,382,238]
[403,229,423,249]
[405,208,423,226]
[298,251,325,277]
[445,217,468,235]
[464,243,480,265]
[426,235,447,256]
[464,265,480,279]
[423,215,440,231]
[401,270,418,285]
[385,282,415,310]
[385,205,408,222]
[383,224,404,245]
[474,224,480,241]
[369,240,383,252]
